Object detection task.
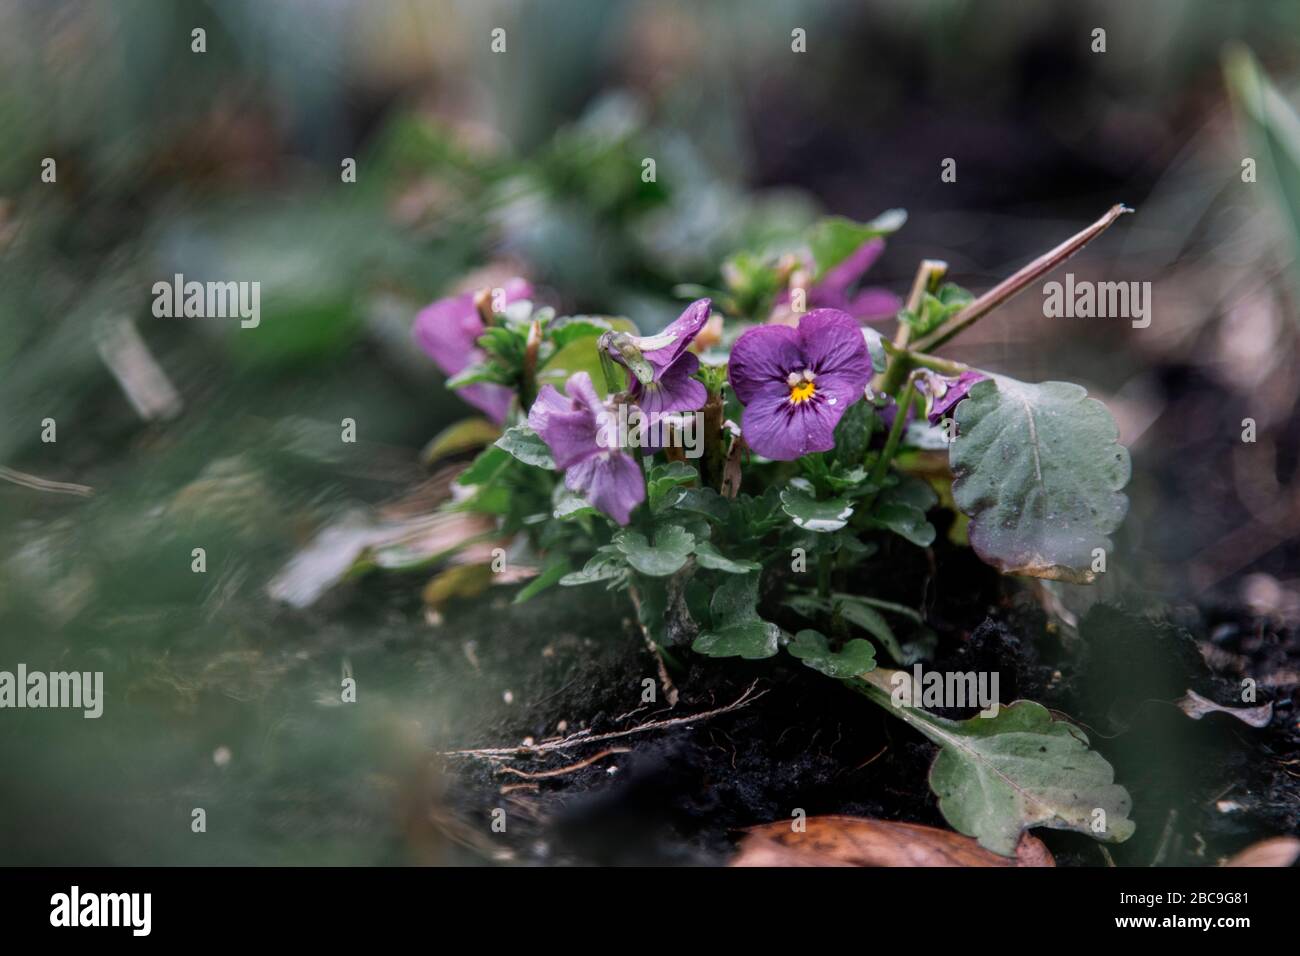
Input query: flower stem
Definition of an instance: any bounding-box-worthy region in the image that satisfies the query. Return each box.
[877,259,947,396]
[913,204,1132,354]
[869,374,917,490]
[905,351,971,376]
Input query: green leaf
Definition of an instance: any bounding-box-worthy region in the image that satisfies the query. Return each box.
[950,376,1130,583]
[552,488,597,520]
[788,629,876,678]
[862,327,888,374]
[537,336,606,393]
[694,541,761,574]
[614,525,695,577]
[808,210,908,278]
[549,316,632,348]
[647,460,699,510]
[673,486,730,523]
[455,445,512,486]
[862,474,937,547]
[1225,46,1300,302]
[865,504,935,547]
[834,599,904,663]
[495,424,556,470]
[780,478,854,532]
[421,417,501,467]
[856,671,1135,856]
[445,362,510,389]
[692,571,780,659]
[559,547,626,587]
[513,558,572,604]
[831,400,876,468]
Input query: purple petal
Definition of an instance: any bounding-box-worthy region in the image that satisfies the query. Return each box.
[927,371,988,425]
[413,291,481,377]
[640,298,711,372]
[727,323,803,404]
[797,309,872,406]
[877,395,915,436]
[528,381,601,470]
[820,238,886,298]
[460,383,514,423]
[631,352,706,414]
[740,386,841,460]
[565,451,646,525]
[846,287,902,322]
[412,278,533,424]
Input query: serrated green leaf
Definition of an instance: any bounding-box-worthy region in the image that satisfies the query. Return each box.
[788,629,876,678]
[692,571,780,659]
[614,525,695,577]
[694,541,761,574]
[673,486,730,523]
[559,547,626,586]
[856,670,1135,856]
[495,424,556,470]
[950,376,1130,583]
[647,460,699,510]
[780,478,854,532]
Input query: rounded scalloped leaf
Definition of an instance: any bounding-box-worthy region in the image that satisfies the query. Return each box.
[949,377,1130,583]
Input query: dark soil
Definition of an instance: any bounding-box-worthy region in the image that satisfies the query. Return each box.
[434,534,1299,866]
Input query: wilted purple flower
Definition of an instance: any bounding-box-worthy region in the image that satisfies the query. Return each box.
[413,278,532,423]
[605,298,710,414]
[528,371,645,525]
[925,371,988,425]
[728,309,872,461]
[775,240,900,322]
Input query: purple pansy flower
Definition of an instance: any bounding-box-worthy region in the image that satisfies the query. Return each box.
[528,371,645,525]
[413,277,532,423]
[728,309,873,461]
[774,239,900,322]
[605,298,710,414]
[925,371,988,425]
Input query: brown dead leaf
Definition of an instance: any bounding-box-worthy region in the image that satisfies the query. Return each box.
[731,815,1055,867]
[1177,689,1274,728]
[1222,836,1300,867]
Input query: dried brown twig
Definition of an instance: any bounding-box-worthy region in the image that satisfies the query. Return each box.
[442,680,767,760]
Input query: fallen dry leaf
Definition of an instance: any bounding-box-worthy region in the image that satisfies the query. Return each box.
[1222,836,1300,867]
[730,815,1054,867]
[1177,689,1274,728]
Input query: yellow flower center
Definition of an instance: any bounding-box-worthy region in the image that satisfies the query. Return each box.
[787,368,817,404]
[789,380,816,404]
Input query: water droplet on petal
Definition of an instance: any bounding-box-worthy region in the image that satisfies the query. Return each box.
[828,397,838,405]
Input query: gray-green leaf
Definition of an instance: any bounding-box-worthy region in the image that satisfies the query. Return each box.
[692,572,780,659]
[788,629,876,678]
[495,424,556,470]
[950,376,1129,583]
[780,478,854,532]
[857,670,1135,856]
[693,541,761,574]
[614,525,695,577]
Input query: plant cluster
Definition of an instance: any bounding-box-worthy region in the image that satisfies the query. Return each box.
[414,206,1136,856]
